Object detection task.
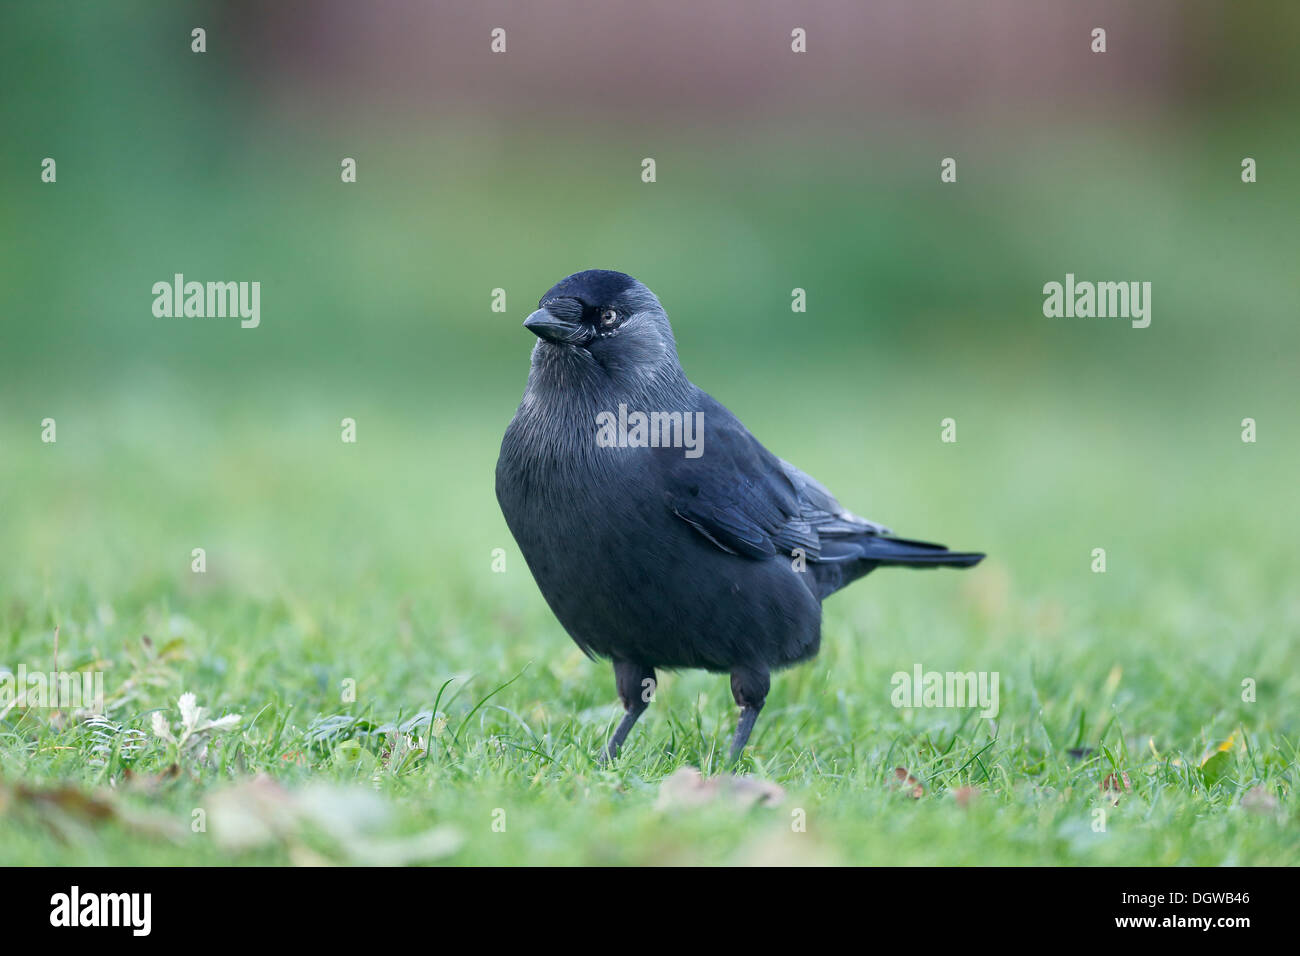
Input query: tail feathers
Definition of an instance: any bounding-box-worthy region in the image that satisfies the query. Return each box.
[856,535,985,569]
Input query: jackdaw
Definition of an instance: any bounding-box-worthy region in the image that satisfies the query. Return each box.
[496,270,984,762]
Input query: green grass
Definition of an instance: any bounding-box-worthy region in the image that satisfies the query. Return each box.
[2,352,1296,866]
[2,0,1297,868]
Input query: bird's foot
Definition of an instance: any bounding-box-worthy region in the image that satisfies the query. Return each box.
[728,705,760,763]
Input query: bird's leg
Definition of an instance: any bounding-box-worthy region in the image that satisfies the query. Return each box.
[602,660,657,762]
[728,665,771,763]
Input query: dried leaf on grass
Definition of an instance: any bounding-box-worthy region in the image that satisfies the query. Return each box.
[734,830,839,866]
[120,764,182,794]
[206,773,462,865]
[0,779,184,842]
[1101,771,1132,805]
[1240,785,1280,816]
[656,768,785,810]
[891,767,924,799]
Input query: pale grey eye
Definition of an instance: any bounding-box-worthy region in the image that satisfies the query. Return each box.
[600,308,618,327]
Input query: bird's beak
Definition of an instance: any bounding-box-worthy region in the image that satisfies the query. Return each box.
[523,309,589,345]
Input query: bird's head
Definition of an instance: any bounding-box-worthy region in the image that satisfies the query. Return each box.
[523,270,681,380]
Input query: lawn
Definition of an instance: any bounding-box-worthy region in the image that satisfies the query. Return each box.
[2,2,1296,861]
[2,347,1295,865]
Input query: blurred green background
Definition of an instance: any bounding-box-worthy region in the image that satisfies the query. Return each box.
[0,1,1297,864]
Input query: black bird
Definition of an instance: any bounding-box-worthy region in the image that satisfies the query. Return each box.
[496,270,984,762]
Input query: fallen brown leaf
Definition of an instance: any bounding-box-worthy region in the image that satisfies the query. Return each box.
[206,773,463,864]
[656,768,784,810]
[1241,785,1279,815]
[0,779,184,842]
[891,767,924,799]
[121,764,181,794]
[1101,771,1132,805]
